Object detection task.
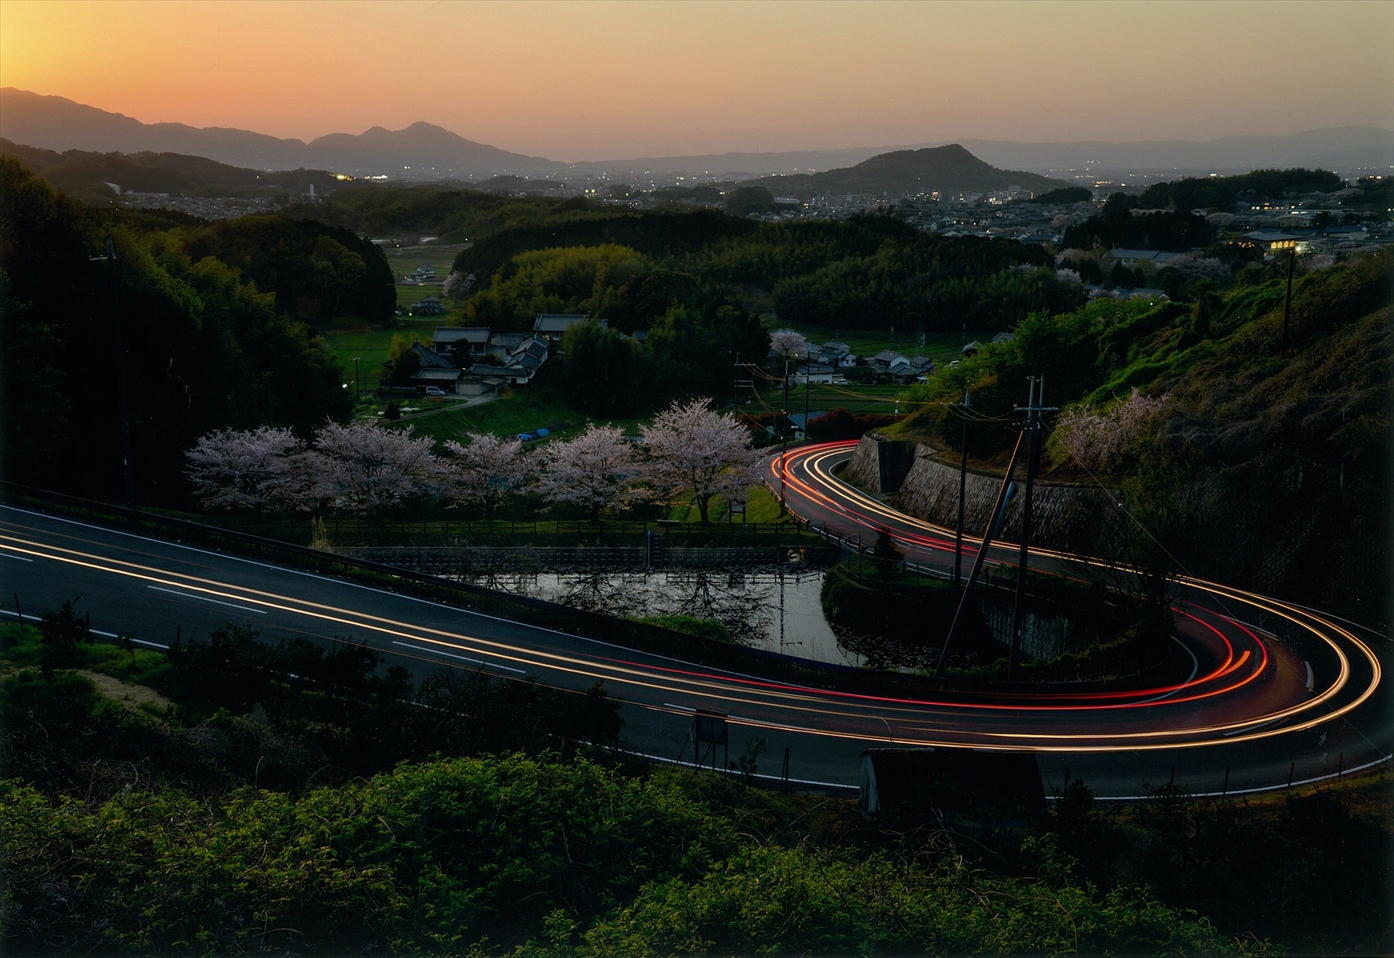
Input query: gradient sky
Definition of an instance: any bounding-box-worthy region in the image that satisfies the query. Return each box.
[2,0,1391,161]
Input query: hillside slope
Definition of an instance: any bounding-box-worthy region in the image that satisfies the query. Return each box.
[1150,254,1392,620]
[743,144,1068,197]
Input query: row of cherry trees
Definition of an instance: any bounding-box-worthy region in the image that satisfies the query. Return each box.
[185,399,765,523]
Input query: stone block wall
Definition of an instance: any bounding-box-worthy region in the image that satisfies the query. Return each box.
[846,434,1113,554]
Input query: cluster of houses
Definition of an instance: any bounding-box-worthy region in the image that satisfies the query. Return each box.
[786,336,1014,386]
[395,313,594,397]
[395,316,998,400]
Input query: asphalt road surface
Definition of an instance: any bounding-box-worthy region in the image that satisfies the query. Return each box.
[2,480,1389,798]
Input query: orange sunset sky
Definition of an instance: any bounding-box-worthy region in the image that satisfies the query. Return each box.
[2,0,1391,161]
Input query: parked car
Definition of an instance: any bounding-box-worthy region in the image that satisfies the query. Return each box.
[423,386,447,397]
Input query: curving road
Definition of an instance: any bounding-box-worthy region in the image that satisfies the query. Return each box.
[2,471,1389,799]
[768,441,1391,795]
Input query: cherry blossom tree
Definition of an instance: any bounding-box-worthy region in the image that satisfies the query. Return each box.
[768,328,810,360]
[1051,388,1167,475]
[185,426,307,512]
[306,420,438,514]
[442,270,477,301]
[532,424,645,522]
[439,432,529,518]
[640,398,765,524]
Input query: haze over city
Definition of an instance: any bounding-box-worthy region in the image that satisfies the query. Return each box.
[2,0,1391,162]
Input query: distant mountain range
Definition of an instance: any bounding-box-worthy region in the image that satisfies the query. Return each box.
[3,87,1390,183]
[0,138,342,203]
[0,88,560,177]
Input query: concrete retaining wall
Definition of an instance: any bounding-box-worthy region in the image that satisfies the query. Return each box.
[846,434,1113,553]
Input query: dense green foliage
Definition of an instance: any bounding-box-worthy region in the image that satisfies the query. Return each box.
[179,214,395,325]
[453,207,755,282]
[898,251,1393,620]
[1054,781,1394,956]
[1137,167,1345,212]
[1062,192,1215,250]
[2,749,1257,957]
[438,200,1074,338]
[0,158,355,502]
[0,619,619,798]
[1018,186,1093,204]
[805,407,903,440]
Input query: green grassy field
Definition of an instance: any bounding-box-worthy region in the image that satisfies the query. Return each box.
[768,325,988,365]
[323,321,437,373]
[390,389,640,444]
[381,243,469,282]
[741,381,908,419]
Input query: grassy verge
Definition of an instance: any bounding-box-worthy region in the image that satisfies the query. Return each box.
[0,622,172,691]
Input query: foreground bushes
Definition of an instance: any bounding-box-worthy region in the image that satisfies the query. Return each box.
[1,756,1244,957]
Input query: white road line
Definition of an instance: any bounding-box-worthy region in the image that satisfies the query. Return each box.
[0,608,167,648]
[1083,754,1394,802]
[0,504,788,686]
[147,586,266,615]
[0,551,34,562]
[1222,715,1289,737]
[391,640,526,673]
[1137,636,1199,704]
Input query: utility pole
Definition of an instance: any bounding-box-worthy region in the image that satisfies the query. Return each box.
[779,355,790,509]
[1009,376,1056,677]
[802,359,811,440]
[953,388,972,589]
[936,429,1025,676]
[91,232,135,509]
[1279,248,1296,353]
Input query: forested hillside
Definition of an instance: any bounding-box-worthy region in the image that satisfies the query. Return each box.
[898,251,1393,622]
[0,159,375,501]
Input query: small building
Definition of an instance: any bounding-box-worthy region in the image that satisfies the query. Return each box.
[486,337,551,385]
[487,332,529,361]
[1109,248,1165,265]
[410,297,446,316]
[868,349,907,371]
[459,375,506,397]
[795,363,839,385]
[817,342,858,368]
[433,327,492,363]
[404,343,462,394]
[1241,230,1309,257]
[533,313,602,341]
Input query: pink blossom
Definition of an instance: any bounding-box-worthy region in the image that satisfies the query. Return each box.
[640,398,765,523]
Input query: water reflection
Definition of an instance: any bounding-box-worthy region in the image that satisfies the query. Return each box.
[464,568,864,668]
